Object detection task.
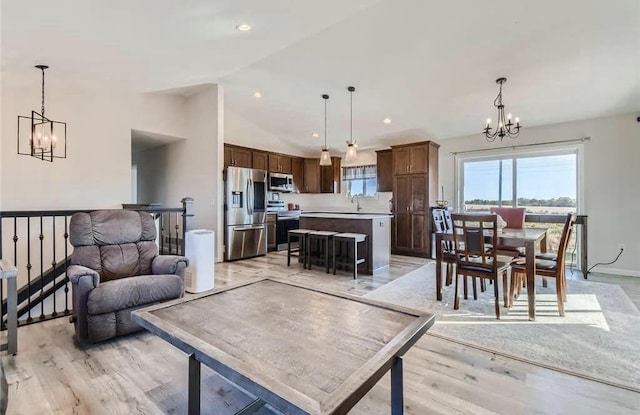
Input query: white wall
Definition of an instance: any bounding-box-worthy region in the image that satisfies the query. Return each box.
[132,145,169,204]
[1,82,133,210]
[438,113,640,276]
[133,92,187,138]
[158,85,225,260]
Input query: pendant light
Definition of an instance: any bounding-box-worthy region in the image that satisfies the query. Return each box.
[17,65,67,162]
[319,94,332,166]
[345,86,358,162]
[483,77,521,142]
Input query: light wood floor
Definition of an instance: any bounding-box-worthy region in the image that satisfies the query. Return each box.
[1,253,639,414]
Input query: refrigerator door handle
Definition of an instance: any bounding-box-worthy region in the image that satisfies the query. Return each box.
[246,178,252,216]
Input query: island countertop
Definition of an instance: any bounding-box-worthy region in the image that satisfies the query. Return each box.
[300,212,392,220]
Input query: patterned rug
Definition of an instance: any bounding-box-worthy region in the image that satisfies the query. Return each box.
[365,262,640,392]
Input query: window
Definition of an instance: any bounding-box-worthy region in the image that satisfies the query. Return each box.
[460,150,578,215]
[343,165,377,197]
[458,149,579,255]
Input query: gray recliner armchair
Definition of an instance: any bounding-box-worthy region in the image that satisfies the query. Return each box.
[68,209,188,343]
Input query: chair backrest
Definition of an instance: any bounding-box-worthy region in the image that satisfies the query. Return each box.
[451,214,499,273]
[69,210,158,282]
[432,209,447,233]
[490,207,526,229]
[556,213,577,267]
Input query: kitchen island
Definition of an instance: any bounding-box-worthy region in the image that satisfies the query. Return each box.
[300,213,392,274]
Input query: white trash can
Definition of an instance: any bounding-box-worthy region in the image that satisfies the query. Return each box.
[184,230,215,293]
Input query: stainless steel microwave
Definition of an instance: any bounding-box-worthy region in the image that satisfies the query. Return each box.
[268,172,294,192]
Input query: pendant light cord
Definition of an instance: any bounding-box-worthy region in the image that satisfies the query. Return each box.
[324,97,327,148]
[350,89,353,143]
[41,67,46,118]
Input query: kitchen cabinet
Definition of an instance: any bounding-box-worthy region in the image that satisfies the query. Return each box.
[303,159,320,193]
[268,154,292,174]
[392,141,434,175]
[291,157,304,192]
[376,149,393,192]
[391,141,439,257]
[320,157,341,194]
[252,151,268,171]
[267,213,277,251]
[224,145,252,168]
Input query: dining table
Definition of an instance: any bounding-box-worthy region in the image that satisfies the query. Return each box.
[435,227,548,321]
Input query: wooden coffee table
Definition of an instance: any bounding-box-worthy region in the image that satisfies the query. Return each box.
[132,277,434,415]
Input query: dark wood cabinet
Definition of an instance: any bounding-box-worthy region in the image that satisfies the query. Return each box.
[303,159,320,193]
[224,144,252,168]
[252,151,268,171]
[267,213,277,251]
[320,157,341,193]
[376,149,393,192]
[268,154,292,174]
[391,141,439,257]
[291,157,304,192]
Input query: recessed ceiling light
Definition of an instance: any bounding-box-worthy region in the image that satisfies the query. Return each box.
[253,91,262,98]
[311,132,319,138]
[236,24,252,32]
[383,118,392,124]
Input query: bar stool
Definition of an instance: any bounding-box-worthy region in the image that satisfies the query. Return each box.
[287,229,313,267]
[332,233,367,279]
[307,231,338,273]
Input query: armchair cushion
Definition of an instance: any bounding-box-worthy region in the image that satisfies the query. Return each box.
[87,274,183,315]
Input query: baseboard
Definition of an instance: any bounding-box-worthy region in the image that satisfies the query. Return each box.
[589,266,640,278]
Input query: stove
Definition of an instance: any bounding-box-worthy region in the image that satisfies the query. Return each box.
[266,200,301,250]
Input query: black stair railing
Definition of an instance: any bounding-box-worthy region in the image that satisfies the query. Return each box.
[0,197,194,330]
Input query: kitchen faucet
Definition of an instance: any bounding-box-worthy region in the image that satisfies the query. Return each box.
[351,194,362,211]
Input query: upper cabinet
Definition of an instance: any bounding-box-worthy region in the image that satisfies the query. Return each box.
[303,158,320,193]
[391,141,438,175]
[268,154,292,174]
[376,149,393,192]
[320,157,341,194]
[252,151,268,171]
[224,145,252,168]
[291,157,304,192]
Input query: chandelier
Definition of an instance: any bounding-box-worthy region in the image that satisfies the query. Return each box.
[18,65,67,162]
[345,86,358,162]
[483,77,521,141]
[319,94,332,166]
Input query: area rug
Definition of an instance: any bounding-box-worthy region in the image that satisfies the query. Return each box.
[365,262,640,392]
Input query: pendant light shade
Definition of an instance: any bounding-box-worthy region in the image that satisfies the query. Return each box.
[319,94,332,166]
[344,86,358,162]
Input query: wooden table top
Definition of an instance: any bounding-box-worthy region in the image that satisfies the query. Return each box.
[439,227,547,244]
[132,277,434,415]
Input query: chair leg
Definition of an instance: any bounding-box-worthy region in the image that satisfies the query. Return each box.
[480,278,486,292]
[333,238,340,275]
[325,238,330,274]
[287,233,291,267]
[353,240,358,280]
[463,275,468,300]
[493,277,500,319]
[556,275,565,317]
[502,271,509,308]
[542,277,548,288]
[445,263,452,286]
[454,273,460,310]
[472,277,478,300]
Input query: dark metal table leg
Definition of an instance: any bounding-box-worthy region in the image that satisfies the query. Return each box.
[391,355,403,415]
[189,354,201,415]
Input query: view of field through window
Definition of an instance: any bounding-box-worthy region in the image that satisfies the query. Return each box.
[462,153,578,264]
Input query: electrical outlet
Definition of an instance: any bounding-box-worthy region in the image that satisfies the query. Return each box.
[618,244,626,251]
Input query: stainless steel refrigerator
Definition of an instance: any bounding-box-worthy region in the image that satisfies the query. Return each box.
[224,167,268,261]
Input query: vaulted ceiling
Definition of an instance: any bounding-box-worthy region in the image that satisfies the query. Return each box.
[3,0,639,154]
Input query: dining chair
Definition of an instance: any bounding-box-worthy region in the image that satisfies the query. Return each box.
[510,213,576,316]
[432,209,455,287]
[490,207,527,258]
[451,214,511,319]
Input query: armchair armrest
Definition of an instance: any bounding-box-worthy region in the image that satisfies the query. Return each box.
[152,255,189,278]
[67,265,100,287]
[67,265,100,343]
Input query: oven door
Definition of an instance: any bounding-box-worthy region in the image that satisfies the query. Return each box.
[276,218,300,251]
